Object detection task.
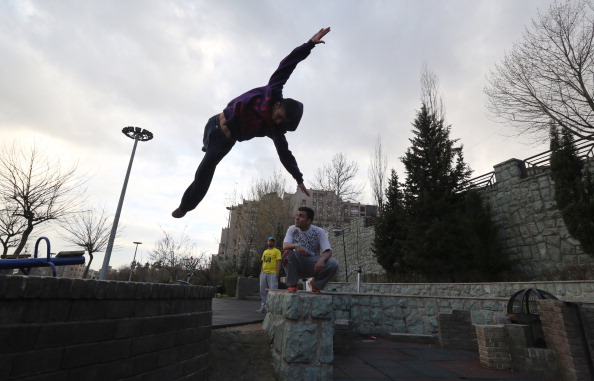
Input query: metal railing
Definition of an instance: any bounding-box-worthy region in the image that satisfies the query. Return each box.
[462,137,594,191]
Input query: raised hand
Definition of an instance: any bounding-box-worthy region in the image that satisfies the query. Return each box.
[310,27,331,44]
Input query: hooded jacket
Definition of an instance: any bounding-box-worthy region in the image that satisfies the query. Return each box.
[222,40,316,184]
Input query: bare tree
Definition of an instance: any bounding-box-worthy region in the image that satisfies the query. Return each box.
[368,136,388,212]
[0,142,86,255]
[59,205,122,279]
[179,250,212,284]
[313,152,364,226]
[233,172,294,276]
[485,0,594,142]
[421,62,446,121]
[247,172,295,239]
[149,228,196,282]
[0,207,27,258]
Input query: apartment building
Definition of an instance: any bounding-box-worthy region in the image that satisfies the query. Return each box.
[214,187,376,272]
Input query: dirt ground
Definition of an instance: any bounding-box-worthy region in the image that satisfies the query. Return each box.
[208,323,277,381]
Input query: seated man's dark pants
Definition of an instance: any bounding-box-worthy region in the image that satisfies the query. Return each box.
[284,250,339,290]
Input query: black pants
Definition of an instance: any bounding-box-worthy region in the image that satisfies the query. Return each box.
[179,115,236,211]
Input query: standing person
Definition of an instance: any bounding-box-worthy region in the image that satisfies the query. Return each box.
[258,236,282,313]
[172,27,331,218]
[283,206,339,292]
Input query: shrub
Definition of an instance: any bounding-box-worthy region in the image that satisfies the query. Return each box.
[223,274,239,297]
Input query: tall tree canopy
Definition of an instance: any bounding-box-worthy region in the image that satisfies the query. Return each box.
[485,0,594,142]
[399,105,473,280]
[374,66,508,281]
[0,142,86,256]
[372,170,406,275]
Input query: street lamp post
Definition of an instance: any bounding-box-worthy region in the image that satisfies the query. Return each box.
[333,228,349,282]
[128,241,142,282]
[100,127,153,280]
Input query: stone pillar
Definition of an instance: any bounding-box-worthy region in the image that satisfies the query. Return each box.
[438,310,477,351]
[476,325,511,369]
[493,158,526,188]
[263,290,334,381]
[235,276,259,300]
[538,299,594,381]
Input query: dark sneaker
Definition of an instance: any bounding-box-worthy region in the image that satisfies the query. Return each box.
[287,285,298,292]
[308,280,321,293]
[172,208,187,218]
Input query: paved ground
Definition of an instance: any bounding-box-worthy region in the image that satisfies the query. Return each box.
[334,338,551,380]
[212,298,264,328]
[211,297,552,381]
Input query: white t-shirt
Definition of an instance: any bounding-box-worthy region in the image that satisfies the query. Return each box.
[283,225,331,257]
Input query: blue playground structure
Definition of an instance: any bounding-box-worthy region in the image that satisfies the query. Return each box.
[0,237,85,277]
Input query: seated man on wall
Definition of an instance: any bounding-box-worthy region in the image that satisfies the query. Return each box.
[282,206,339,293]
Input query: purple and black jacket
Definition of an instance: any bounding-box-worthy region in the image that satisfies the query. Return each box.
[222,40,316,184]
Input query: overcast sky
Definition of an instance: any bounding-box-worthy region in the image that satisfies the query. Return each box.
[1,0,556,272]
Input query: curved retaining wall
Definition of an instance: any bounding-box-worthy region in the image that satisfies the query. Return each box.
[0,275,215,380]
[327,281,594,335]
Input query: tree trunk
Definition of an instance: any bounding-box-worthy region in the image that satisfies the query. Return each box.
[83,253,94,279]
[12,222,33,256]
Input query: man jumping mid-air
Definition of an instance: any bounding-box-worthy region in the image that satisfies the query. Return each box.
[172,27,331,218]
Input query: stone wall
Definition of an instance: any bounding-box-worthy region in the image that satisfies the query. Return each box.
[331,281,594,302]
[328,217,383,283]
[539,299,594,381]
[482,158,594,278]
[439,310,477,351]
[263,290,334,381]
[326,281,594,336]
[327,157,594,282]
[0,275,214,380]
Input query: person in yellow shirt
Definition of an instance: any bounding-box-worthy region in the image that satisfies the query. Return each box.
[258,237,282,313]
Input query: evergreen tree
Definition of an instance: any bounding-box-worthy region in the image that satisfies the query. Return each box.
[400,105,472,280]
[550,127,594,255]
[373,72,509,281]
[457,190,509,281]
[372,170,407,274]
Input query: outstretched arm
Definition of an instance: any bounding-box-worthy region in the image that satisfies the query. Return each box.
[310,27,331,44]
[268,27,332,91]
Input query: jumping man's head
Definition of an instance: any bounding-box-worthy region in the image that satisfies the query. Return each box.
[295,206,314,231]
[272,98,303,131]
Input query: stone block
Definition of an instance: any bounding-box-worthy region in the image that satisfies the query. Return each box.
[311,295,332,319]
[0,324,40,353]
[380,296,395,309]
[405,309,422,328]
[77,320,118,344]
[9,348,63,378]
[282,293,301,320]
[273,318,286,353]
[320,321,334,363]
[36,322,80,349]
[283,322,317,363]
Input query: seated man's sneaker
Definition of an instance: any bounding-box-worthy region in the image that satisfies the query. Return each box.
[287,285,298,292]
[309,280,321,293]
